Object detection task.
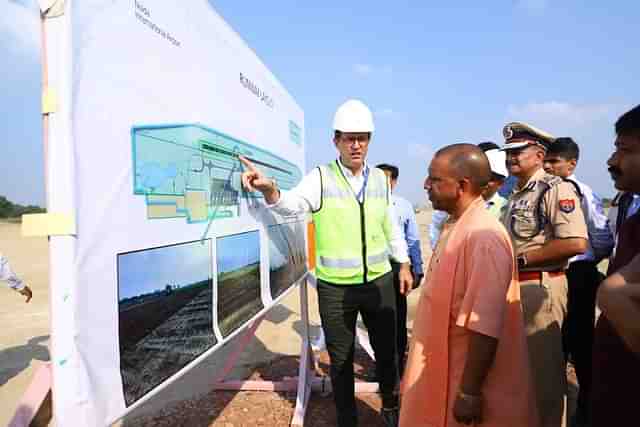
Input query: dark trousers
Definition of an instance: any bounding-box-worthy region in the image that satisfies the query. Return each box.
[391,262,408,377]
[317,272,398,427]
[562,260,603,425]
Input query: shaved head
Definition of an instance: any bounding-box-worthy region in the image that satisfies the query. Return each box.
[434,143,491,195]
[425,143,492,215]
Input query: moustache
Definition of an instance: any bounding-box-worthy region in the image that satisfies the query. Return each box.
[608,166,623,176]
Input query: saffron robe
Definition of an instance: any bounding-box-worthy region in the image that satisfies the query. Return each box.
[400,198,539,427]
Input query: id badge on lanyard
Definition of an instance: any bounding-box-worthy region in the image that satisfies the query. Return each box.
[356,166,370,203]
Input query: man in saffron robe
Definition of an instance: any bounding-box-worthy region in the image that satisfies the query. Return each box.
[400,144,539,427]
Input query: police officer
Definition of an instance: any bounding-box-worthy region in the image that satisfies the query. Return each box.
[500,122,588,427]
[240,99,412,427]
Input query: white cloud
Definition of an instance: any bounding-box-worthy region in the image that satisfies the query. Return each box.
[353,63,373,75]
[506,101,624,132]
[1,1,40,61]
[515,0,549,14]
[353,63,393,76]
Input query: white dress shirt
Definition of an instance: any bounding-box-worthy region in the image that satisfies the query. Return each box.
[1,253,25,290]
[567,175,614,263]
[268,159,410,263]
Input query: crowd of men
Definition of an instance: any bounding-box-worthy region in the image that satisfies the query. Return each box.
[4,99,637,426]
[242,101,640,427]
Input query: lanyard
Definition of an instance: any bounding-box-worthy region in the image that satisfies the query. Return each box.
[356,166,369,203]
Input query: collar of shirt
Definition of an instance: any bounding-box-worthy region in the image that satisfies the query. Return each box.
[336,158,369,201]
[336,158,368,179]
[514,167,546,194]
[629,194,640,218]
[567,174,584,188]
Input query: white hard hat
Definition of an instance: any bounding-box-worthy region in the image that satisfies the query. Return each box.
[485,149,508,178]
[332,99,375,133]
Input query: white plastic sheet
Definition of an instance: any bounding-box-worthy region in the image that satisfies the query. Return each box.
[43,1,305,424]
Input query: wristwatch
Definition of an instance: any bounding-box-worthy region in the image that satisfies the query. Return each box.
[517,253,528,270]
[457,390,483,405]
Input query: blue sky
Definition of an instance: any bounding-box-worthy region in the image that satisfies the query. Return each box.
[1,1,638,206]
[118,240,211,300]
[217,231,260,274]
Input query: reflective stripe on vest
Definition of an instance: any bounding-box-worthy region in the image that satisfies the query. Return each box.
[319,249,390,270]
[311,161,392,284]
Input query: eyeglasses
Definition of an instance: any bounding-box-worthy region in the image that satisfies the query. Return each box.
[338,134,370,146]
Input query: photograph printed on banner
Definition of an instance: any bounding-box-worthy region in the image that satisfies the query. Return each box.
[117,239,216,406]
[268,221,307,300]
[216,230,263,337]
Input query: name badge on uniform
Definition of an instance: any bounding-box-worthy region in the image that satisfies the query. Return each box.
[559,199,575,213]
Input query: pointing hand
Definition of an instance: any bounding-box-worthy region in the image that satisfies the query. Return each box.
[238,156,280,203]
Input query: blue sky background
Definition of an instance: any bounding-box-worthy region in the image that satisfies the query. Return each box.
[217,231,260,274]
[1,1,638,206]
[118,240,211,300]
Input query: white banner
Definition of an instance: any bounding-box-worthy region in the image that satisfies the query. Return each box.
[43,1,305,425]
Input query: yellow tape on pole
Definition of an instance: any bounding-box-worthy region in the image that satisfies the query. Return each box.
[22,213,76,237]
[41,87,58,114]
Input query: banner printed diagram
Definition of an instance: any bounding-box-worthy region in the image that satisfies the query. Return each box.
[116,123,305,408]
[132,123,303,223]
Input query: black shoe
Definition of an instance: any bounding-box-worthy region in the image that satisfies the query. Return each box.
[380,407,399,427]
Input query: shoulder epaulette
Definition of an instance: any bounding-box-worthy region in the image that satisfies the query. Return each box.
[562,178,584,199]
[539,173,563,187]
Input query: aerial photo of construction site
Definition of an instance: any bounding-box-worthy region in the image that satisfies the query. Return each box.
[268,221,307,300]
[117,239,216,406]
[216,230,263,338]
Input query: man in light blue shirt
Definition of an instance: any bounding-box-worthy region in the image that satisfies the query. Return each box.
[543,137,614,426]
[377,163,423,376]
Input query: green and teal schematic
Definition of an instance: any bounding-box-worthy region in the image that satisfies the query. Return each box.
[132,124,302,223]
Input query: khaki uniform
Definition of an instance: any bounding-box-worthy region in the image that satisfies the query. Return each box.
[502,167,587,427]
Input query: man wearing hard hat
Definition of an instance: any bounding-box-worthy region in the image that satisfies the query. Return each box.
[240,99,413,427]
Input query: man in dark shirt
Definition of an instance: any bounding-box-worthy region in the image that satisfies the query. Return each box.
[590,104,640,427]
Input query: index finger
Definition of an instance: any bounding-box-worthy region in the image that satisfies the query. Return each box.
[238,155,257,172]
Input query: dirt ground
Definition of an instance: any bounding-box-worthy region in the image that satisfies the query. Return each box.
[122,349,388,427]
[1,211,584,426]
[0,215,429,426]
